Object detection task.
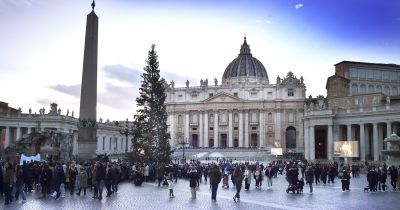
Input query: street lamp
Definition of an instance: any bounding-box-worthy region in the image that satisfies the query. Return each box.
[178,136,188,162]
[119,118,130,153]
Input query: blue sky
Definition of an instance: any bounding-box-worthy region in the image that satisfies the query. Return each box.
[0,0,399,120]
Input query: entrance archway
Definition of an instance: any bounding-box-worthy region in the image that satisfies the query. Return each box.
[250,134,258,148]
[209,139,214,148]
[191,134,198,148]
[286,126,296,149]
[220,134,227,148]
[315,126,327,159]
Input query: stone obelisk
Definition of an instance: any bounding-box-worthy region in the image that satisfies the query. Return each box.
[77,1,98,160]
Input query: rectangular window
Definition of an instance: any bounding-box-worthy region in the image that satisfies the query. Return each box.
[109,137,112,150]
[288,113,294,123]
[234,127,238,130]
[121,138,124,151]
[267,92,273,98]
[210,127,214,130]
[252,127,257,130]
[209,93,213,98]
[115,137,118,150]
[288,89,294,96]
[102,136,106,151]
[350,69,358,78]
[373,71,381,80]
[234,92,238,97]
[192,127,197,131]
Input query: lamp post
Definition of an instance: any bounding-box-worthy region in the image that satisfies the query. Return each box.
[119,118,130,153]
[178,137,188,162]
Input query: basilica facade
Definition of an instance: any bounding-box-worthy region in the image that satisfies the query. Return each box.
[166,38,306,153]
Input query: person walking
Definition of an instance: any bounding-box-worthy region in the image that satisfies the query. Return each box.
[341,170,350,192]
[40,164,52,198]
[244,166,252,190]
[254,167,262,189]
[68,165,78,196]
[53,162,65,200]
[77,168,88,196]
[14,165,27,203]
[167,172,175,198]
[188,166,198,199]
[208,164,222,202]
[389,165,398,190]
[3,163,14,205]
[265,164,274,189]
[92,166,98,199]
[305,166,314,193]
[96,162,106,200]
[233,166,244,203]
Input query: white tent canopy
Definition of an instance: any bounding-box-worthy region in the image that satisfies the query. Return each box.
[193,152,209,158]
[208,152,224,158]
[20,154,41,165]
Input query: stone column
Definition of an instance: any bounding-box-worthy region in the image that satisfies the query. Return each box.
[204,111,209,148]
[16,126,21,141]
[244,110,249,148]
[4,126,10,149]
[275,110,281,147]
[185,111,190,143]
[304,121,310,160]
[228,111,233,147]
[309,125,315,161]
[327,124,333,160]
[259,111,265,149]
[387,122,392,136]
[360,124,365,161]
[170,114,176,148]
[347,124,352,140]
[239,111,244,147]
[373,123,379,161]
[214,110,219,148]
[199,112,203,148]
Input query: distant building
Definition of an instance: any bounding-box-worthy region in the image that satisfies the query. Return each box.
[166,37,306,154]
[304,61,400,161]
[0,102,131,158]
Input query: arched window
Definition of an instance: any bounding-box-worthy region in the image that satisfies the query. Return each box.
[178,115,183,124]
[384,86,390,95]
[234,113,239,123]
[392,87,398,96]
[360,84,366,94]
[286,126,296,149]
[368,84,374,93]
[376,85,382,93]
[351,84,358,95]
[268,113,273,122]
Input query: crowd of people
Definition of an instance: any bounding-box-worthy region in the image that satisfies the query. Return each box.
[1,157,400,205]
[0,157,130,205]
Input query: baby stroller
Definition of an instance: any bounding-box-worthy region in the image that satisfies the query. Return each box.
[133,171,144,186]
[286,167,300,194]
[222,174,229,188]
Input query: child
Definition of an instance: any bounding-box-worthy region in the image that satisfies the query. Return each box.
[298,178,305,193]
[167,173,175,198]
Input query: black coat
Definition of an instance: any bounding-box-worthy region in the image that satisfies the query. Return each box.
[40,168,52,186]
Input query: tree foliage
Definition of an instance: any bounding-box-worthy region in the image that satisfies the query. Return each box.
[130,44,172,164]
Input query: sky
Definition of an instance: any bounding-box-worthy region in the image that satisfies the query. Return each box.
[0,0,399,121]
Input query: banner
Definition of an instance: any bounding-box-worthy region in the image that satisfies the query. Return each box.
[20,154,41,165]
[334,141,359,157]
[271,148,283,155]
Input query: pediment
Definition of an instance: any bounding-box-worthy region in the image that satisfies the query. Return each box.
[203,92,242,103]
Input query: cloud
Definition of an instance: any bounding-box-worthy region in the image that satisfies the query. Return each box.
[102,64,142,85]
[255,19,272,24]
[35,98,53,106]
[49,84,81,97]
[295,3,303,9]
[98,83,137,110]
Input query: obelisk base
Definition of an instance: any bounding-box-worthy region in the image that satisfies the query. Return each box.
[77,127,97,160]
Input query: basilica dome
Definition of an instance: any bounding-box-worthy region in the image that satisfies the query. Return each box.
[222,37,269,83]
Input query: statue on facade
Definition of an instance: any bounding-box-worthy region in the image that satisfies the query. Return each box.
[58,108,62,115]
[66,109,69,116]
[214,78,218,86]
[71,110,74,117]
[205,78,208,87]
[18,107,22,113]
[186,80,189,88]
[300,76,304,84]
[29,108,32,115]
[200,79,204,87]
[310,102,314,111]
[99,117,103,123]
[170,80,174,89]
[386,96,391,105]
[276,76,281,84]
